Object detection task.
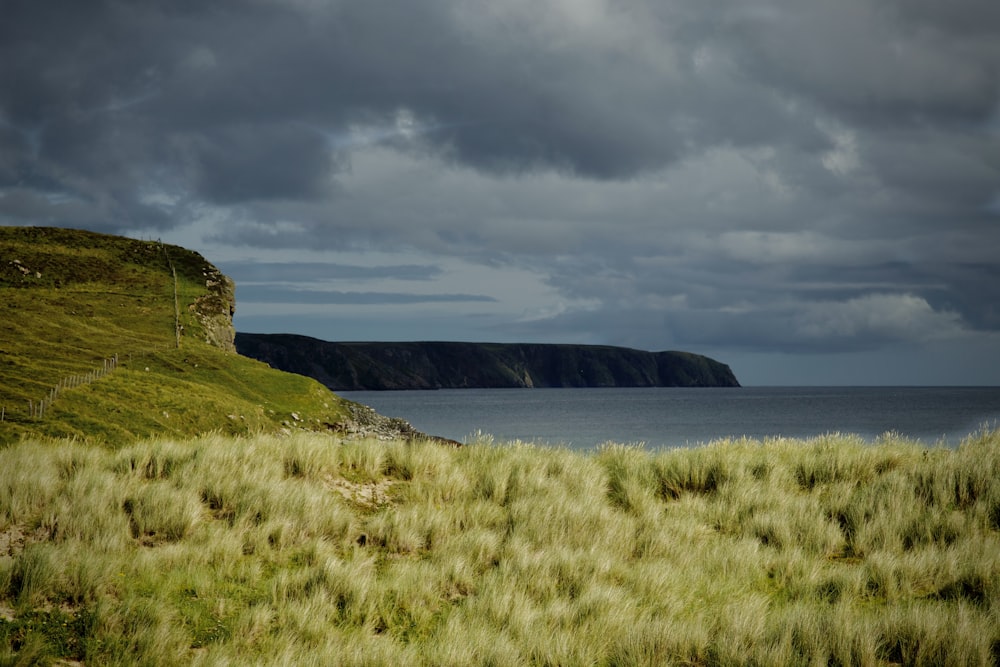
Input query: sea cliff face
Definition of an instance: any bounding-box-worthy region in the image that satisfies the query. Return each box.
[189,264,237,353]
[235,334,741,390]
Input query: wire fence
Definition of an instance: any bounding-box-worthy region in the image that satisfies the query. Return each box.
[2,239,183,424]
[3,354,121,422]
[161,241,182,349]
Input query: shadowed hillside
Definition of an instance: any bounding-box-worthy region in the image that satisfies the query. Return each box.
[235,334,741,390]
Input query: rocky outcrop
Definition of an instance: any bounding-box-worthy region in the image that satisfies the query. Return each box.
[235,335,741,390]
[190,266,237,353]
[161,239,237,354]
[337,402,462,446]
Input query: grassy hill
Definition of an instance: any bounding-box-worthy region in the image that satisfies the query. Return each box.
[0,226,407,445]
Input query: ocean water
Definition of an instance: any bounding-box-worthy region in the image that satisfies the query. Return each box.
[339,386,1000,451]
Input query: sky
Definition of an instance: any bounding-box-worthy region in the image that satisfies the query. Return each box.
[2,0,999,386]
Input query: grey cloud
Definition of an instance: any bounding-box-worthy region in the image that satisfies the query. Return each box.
[920,263,1000,331]
[782,260,1000,332]
[0,185,173,233]
[220,261,442,283]
[725,0,1000,127]
[0,0,807,220]
[2,0,999,378]
[512,292,969,355]
[0,124,28,186]
[862,131,1000,214]
[4,0,997,206]
[530,228,998,355]
[238,285,496,306]
[180,124,335,203]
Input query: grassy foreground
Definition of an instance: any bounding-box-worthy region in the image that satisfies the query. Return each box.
[2,431,999,666]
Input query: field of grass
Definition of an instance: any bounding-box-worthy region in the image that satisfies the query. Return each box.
[2,429,998,665]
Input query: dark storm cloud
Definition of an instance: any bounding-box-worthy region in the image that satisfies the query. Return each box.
[2,0,999,373]
[3,0,996,203]
[727,2,1000,127]
[0,0,796,208]
[183,124,335,203]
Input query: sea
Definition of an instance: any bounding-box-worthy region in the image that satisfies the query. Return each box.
[339,386,1000,451]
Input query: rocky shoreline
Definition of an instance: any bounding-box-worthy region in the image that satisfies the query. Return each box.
[337,402,463,446]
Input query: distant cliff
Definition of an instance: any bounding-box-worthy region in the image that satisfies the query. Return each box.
[235,334,741,390]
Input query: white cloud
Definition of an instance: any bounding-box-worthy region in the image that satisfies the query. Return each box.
[712,230,867,264]
[818,120,860,176]
[184,46,218,71]
[797,293,966,342]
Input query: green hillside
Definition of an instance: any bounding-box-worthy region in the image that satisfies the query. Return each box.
[0,226,406,445]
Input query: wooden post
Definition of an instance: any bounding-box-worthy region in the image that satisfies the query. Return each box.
[173,265,181,349]
[163,244,181,348]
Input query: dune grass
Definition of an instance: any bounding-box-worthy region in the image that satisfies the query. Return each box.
[2,429,999,665]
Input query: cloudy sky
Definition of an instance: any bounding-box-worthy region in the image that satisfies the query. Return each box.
[3,0,999,385]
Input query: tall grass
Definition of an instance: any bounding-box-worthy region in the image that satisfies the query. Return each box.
[1,429,999,665]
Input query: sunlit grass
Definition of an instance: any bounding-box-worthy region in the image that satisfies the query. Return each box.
[0,226,356,445]
[1,429,999,665]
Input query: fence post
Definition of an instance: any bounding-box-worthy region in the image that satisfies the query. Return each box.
[172,265,181,348]
[20,354,123,423]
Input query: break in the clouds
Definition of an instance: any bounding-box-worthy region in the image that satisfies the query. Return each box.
[2,0,999,384]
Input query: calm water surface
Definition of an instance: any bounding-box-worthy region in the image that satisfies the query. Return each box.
[340,387,1000,451]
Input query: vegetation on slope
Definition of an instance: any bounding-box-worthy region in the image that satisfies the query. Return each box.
[0,226,392,445]
[1,430,998,665]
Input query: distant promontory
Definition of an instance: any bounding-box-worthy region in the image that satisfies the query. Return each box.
[235,334,741,390]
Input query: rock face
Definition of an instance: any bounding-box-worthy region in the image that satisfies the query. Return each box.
[190,265,237,353]
[162,236,237,353]
[235,335,741,390]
